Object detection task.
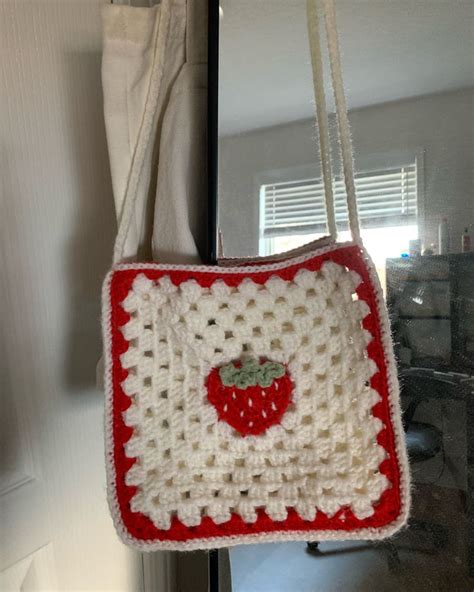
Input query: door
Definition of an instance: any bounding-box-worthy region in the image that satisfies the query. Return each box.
[0,1,143,589]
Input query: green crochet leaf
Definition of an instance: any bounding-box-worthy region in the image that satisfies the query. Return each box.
[218,359,286,389]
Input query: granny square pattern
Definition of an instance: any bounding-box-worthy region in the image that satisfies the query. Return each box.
[102,242,409,550]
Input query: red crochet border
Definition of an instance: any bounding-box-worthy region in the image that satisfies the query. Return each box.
[108,244,403,542]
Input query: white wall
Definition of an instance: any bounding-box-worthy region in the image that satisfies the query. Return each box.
[0,2,143,590]
[219,88,474,257]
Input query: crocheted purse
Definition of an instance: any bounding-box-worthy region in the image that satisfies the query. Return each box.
[102,0,410,550]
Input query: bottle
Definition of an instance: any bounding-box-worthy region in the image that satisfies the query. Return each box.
[409,239,421,257]
[439,217,449,255]
[462,227,471,252]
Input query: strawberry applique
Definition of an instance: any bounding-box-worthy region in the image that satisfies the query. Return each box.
[206,359,293,436]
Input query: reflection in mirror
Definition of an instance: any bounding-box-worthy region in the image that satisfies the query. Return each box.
[217,1,473,275]
[216,1,474,590]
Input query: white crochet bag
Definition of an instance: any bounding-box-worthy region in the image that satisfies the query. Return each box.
[102,0,410,550]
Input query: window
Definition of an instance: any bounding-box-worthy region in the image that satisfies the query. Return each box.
[259,164,419,286]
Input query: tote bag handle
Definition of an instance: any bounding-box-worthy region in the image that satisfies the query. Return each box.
[307,0,360,242]
[112,0,360,264]
[112,0,172,265]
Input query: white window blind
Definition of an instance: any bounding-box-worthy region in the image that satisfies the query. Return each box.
[261,165,417,238]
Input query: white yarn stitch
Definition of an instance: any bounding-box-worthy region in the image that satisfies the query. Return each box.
[119,261,389,531]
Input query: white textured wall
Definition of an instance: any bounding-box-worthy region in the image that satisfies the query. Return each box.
[0,1,143,590]
[219,88,474,257]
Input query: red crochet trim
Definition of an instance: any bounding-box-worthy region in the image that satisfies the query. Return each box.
[206,364,293,436]
[108,244,403,542]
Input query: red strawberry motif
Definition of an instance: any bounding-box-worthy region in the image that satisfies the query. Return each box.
[206,359,293,436]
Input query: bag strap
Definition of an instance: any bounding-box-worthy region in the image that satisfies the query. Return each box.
[307,0,361,242]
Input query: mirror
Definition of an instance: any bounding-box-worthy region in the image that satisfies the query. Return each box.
[215,1,474,590]
[217,1,473,262]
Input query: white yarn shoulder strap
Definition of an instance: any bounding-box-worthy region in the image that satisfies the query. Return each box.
[307,0,361,242]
